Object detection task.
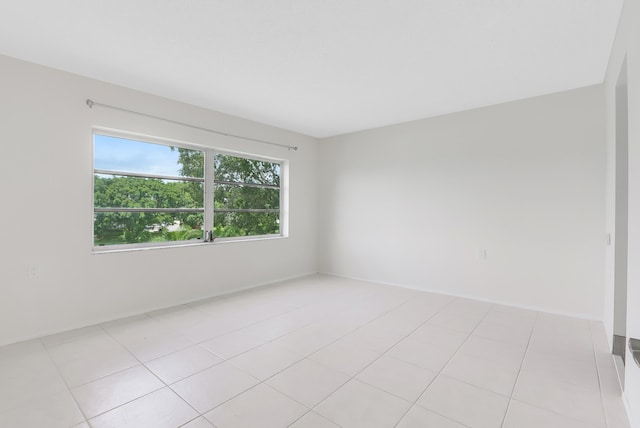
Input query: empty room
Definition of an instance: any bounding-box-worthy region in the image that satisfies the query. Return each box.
[0,1,638,427]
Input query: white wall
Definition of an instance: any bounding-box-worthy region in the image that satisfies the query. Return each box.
[318,86,606,319]
[0,55,318,347]
[604,0,640,425]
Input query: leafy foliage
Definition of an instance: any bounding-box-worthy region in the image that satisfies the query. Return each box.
[93,148,281,246]
[93,175,203,245]
[214,153,280,238]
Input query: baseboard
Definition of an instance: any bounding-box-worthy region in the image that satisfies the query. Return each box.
[612,354,625,390]
[0,271,319,348]
[319,271,601,321]
[623,390,637,428]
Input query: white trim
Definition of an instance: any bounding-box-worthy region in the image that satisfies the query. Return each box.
[93,234,286,254]
[93,126,208,152]
[0,271,317,348]
[320,271,602,321]
[622,391,636,428]
[91,127,287,252]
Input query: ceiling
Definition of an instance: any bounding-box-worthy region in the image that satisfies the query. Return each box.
[0,1,624,138]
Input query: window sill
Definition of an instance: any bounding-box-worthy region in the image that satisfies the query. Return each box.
[92,234,286,254]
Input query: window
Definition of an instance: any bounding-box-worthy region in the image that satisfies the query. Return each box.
[214,153,281,238]
[93,131,284,250]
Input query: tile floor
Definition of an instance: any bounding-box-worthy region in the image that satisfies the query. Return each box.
[0,275,631,428]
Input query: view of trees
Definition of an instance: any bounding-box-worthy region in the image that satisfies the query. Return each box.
[93,147,281,246]
[214,153,281,238]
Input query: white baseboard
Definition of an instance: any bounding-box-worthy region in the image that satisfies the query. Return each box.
[319,271,601,321]
[0,271,319,348]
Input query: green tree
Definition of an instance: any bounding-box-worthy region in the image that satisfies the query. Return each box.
[93,175,203,245]
[213,154,280,237]
[93,149,281,245]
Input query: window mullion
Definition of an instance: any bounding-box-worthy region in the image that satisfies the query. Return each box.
[204,149,216,236]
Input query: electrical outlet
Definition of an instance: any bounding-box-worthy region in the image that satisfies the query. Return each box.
[27,263,40,279]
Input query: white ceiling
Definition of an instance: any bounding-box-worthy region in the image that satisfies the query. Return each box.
[0,1,623,138]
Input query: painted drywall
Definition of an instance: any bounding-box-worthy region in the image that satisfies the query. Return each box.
[318,86,606,319]
[0,55,318,347]
[604,0,640,425]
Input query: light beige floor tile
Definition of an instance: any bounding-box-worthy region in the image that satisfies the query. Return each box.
[310,314,367,338]
[472,315,534,347]
[269,325,341,356]
[490,305,537,320]
[145,345,223,384]
[521,350,599,391]
[205,384,307,428]
[503,399,597,428]
[408,324,469,349]
[48,332,138,387]
[598,366,632,428]
[315,379,411,428]
[267,358,350,407]
[386,336,459,372]
[107,328,195,362]
[442,351,520,396]
[200,328,268,359]
[229,340,304,380]
[396,405,467,428]
[147,305,213,332]
[242,311,311,342]
[41,325,106,348]
[0,276,630,428]
[456,335,526,366]
[527,336,596,365]
[181,416,217,427]
[171,362,259,413]
[417,375,509,428]
[0,350,68,413]
[340,320,411,353]
[427,300,491,333]
[71,364,164,418]
[527,317,595,365]
[513,370,605,427]
[357,355,437,402]
[308,339,380,376]
[178,318,241,343]
[0,340,51,370]
[89,387,197,428]
[289,412,340,428]
[0,390,84,428]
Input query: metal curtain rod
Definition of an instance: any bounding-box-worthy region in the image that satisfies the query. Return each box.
[85,99,298,151]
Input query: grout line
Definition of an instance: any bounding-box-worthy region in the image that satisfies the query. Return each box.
[87,322,208,425]
[38,337,91,427]
[152,286,413,423]
[96,324,204,423]
[589,321,612,428]
[2,278,620,428]
[389,301,497,428]
[289,296,470,427]
[282,292,431,427]
[498,311,538,428]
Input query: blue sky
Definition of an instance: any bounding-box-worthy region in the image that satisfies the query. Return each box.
[94,134,187,176]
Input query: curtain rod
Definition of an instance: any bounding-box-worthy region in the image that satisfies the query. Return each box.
[85,99,298,151]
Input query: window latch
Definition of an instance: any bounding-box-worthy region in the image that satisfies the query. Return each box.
[204,230,215,242]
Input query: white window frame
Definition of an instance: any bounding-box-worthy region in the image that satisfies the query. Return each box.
[92,128,287,253]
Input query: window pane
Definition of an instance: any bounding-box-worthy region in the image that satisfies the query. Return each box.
[94,175,204,209]
[214,154,280,186]
[214,184,279,210]
[94,212,204,246]
[214,212,280,238]
[94,134,204,178]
